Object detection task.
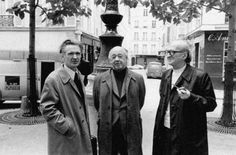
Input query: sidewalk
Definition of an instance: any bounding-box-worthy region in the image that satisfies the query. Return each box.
[0,89,235,155]
[0,109,47,155]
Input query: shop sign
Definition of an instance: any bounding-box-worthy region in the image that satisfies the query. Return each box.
[207,33,228,42]
[205,54,222,64]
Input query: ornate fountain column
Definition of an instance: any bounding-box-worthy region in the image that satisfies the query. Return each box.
[94,0,124,72]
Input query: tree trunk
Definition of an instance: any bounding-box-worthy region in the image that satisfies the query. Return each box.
[218,1,236,127]
[28,0,40,116]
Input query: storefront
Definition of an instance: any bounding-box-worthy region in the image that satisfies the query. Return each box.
[188,30,230,89]
[81,32,101,73]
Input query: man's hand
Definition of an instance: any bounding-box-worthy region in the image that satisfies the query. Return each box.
[176,86,190,100]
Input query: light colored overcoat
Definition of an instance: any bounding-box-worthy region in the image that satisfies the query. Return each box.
[93,69,146,155]
[40,66,93,155]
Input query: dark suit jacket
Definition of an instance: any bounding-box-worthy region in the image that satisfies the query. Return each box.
[153,64,217,155]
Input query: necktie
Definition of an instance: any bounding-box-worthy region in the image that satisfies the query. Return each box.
[74,72,84,101]
[74,72,87,118]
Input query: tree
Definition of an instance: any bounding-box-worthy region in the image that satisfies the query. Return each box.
[3,0,91,116]
[95,0,236,126]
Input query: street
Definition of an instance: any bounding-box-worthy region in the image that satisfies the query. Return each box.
[0,69,236,155]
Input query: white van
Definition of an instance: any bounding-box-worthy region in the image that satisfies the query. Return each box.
[0,60,60,103]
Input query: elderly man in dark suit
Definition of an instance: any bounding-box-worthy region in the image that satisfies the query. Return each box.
[40,39,93,155]
[152,40,217,155]
[93,46,146,155]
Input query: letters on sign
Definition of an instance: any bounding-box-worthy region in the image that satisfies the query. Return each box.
[207,33,228,42]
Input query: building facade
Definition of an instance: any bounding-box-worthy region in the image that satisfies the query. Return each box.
[128,4,163,66]
[0,0,104,101]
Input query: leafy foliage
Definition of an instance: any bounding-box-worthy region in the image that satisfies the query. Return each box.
[5,0,92,25]
[95,0,232,24]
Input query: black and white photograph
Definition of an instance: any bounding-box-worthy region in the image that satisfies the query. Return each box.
[0,0,236,155]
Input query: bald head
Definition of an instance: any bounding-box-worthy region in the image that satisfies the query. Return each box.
[108,46,128,71]
[108,46,128,59]
[167,40,192,64]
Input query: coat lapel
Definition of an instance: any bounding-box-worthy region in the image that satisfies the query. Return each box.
[174,65,193,89]
[102,70,112,94]
[122,70,133,98]
[165,69,172,89]
[111,71,120,97]
[58,66,84,98]
[106,69,134,98]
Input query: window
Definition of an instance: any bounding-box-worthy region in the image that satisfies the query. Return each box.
[134,44,139,53]
[134,32,139,41]
[143,9,148,16]
[134,20,139,28]
[152,20,156,28]
[0,1,6,14]
[5,76,20,90]
[143,20,148,28]
[143,32,147,41]
[151,32,156,41]
[167,27,170,43]
[151,44,156,53]
[142,44,147,53]
[225,14,229,24]
[222,41,228,81]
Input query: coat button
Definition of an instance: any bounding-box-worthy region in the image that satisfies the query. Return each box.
[82,120,84,123]
[79,106,82,109]
[107,106,110,110]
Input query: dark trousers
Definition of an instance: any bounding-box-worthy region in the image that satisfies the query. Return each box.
[112,121,128,155]
[161,126,171,155]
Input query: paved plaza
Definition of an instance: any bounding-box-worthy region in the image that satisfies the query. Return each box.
[0,76,236,155]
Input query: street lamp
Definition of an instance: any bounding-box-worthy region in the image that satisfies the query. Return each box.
[94,0,124,73]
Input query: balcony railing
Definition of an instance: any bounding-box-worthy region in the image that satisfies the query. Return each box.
[0,14,14,27]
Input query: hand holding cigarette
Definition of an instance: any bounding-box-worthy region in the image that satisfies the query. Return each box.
[175,86,190,99]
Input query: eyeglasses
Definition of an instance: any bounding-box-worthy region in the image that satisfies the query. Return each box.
[160,50,183,56]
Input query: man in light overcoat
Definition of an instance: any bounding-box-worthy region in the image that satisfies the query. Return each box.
[40,39,93,155]
[93,46,146,155]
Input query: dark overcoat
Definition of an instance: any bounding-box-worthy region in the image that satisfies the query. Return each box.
[93,69,146,155]
[153,64,217,155]
[40,66,93,155]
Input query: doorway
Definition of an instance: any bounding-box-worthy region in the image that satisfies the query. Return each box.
[195,43,199,68]
[41,62,54,91]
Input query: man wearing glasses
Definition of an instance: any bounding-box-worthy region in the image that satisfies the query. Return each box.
[40,39,93,155]
[152,40,217,155]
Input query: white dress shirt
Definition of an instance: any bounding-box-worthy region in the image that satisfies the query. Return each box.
[64,65,77,80]
[164,64,186,128]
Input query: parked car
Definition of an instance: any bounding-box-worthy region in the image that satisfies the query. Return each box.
[146,62,165,79]
[128,64,144,70]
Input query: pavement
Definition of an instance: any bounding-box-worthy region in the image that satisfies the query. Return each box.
[0,80,236,155]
